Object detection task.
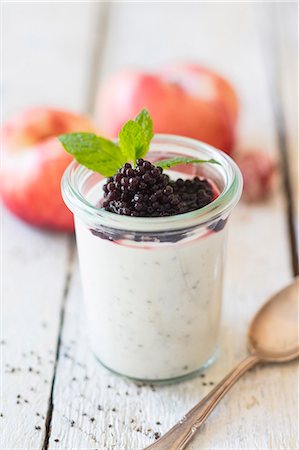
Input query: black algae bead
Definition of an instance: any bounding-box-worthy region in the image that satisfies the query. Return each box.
[102,160,214,217]
[137,166,146,175]
[142,173,151,183]
[143,160,152,169]
[130,178,139,188]
[126,168,135,177]
[164,185,173,195]
[152,168,160,178]
[134,193,143,202]
[135,203,143,211]
[114,173,123,182]
[107,191,116,201]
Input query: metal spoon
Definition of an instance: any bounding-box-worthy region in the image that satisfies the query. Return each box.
[144,277,299,450]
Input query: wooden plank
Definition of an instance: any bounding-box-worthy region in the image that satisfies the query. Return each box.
[275,2,298,218]
[49,2,296,449]
[256,2,298,273]
[2,2,98,119]
[273,2,299,271]
[1,2,100,449]
[256,2,298,274]
[2,209,70,449]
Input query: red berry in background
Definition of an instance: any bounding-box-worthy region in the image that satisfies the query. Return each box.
[233,150,277,202]
[1,108,95,231]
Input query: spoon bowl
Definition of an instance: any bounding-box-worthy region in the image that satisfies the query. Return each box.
[248,277,299,362]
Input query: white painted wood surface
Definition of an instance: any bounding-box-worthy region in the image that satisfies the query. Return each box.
[1,3,101,449]
[2,2,298,450]
[2,209,70,450]
[2,2,99,117]
[274,2,299,257]
[275,2,298,214]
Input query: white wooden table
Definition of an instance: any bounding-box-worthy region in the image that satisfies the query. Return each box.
[2,3,298,449]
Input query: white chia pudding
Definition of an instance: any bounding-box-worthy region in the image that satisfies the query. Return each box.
[75,216,225,380]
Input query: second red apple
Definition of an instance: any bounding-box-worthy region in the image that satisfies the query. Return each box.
[96,64,238,154]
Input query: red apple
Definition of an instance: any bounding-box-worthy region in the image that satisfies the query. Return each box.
[1,108,95,231]
[95,65,238,153]
[161,63,238,125]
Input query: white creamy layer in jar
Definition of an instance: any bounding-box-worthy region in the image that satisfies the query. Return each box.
[75,216,226,381]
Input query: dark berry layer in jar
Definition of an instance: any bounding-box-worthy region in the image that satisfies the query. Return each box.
[102,159,216,217]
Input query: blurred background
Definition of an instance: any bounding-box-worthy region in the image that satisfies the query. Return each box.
[2,1,298,249]
[2,1,297,145]
[2,1,298,226]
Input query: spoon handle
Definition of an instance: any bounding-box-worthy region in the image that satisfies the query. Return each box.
[144,354,259,450]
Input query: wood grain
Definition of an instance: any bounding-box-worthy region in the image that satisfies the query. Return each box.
[2,2,98,119]
[1,208,70,450]
[256,2,298,274]
[48,2,297,450]
[273,2,298,272]
[275,3,298,220]
[1,2,100,449]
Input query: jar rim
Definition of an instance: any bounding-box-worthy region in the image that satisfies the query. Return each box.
[61,134,243,232]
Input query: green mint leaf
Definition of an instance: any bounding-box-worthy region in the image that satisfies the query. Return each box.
[134,109,154,159]
[154,157,220,169]
[58,132,126,177]
[118,109,154,163]
[118,120,145,164]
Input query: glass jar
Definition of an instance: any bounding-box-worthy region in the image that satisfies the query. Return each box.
[62,135,242,382]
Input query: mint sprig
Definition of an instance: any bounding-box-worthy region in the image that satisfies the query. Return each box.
[118,109,153,164]
[58,132,126,177]
[134,109,154,156]
[59,108,219,177]
[154,157,220,169]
